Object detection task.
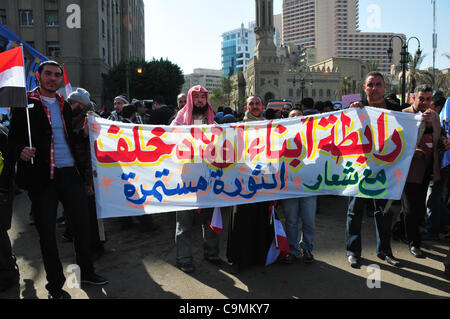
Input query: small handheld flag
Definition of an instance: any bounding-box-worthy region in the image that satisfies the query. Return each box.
[63,64,73,97]
[209,207,223,234]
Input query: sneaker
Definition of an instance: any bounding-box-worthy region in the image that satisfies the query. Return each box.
[348,255,361,268]
[279,254,297,264]
[301,249,314,264]
[176,262,195,273]
[48,290,71,299]
[81,273,109,286]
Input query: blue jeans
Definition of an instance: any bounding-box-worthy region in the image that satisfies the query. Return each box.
[346,197,393,257]
[280,196,317,256]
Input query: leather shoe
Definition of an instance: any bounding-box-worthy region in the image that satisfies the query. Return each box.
[176,262,195,273]
[348,256,360,268]
[409,246,424,258]
[378,254,401,267]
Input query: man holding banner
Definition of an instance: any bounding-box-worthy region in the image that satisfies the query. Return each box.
[171,85,222,273]
[346,72,402,268]
[8,60,107,298]
[401,84,442,258]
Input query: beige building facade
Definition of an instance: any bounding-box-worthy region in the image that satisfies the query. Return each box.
[282,0,405,74]
[0,0,145,105]
[182,68,222,94]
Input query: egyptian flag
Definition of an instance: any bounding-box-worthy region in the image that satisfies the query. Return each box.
[265,206,290,266]
[440,98,450,168]
[63,64,73,97]
[209,207,223,234]
[0,46,27,108]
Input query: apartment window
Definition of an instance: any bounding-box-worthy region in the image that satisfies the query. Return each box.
[45,11,59,27]
[19,10,34,26]
[0,9,6,25]
[46,41,60,57]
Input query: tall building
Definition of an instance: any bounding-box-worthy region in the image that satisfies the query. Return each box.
[221,23,257,77]
[231,0,342,113]
[282,0,405,73]
[0,0,145,104]
[182,68,222,94]
[221,20,282,77]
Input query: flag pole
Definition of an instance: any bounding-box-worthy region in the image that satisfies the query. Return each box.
[20,45,34,164]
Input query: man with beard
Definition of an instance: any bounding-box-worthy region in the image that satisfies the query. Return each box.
[108,94,129,122]
[67,88,104,257]
[9,61,108,299]
[170,85,222,273]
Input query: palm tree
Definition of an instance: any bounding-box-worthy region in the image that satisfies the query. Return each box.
[363,60,380,73]
[339,76,352,97]
[405,52,433,100]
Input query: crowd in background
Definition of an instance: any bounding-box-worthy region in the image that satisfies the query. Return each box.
[0,61,449,298]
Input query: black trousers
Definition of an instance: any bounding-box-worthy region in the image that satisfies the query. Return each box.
[401,182,428,247]
[31,167,94,295]
[0,229,18,284]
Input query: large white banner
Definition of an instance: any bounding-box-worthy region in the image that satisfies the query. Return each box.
[88,107,421,219]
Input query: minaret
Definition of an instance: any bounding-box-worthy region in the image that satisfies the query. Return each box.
[254,0,277,60]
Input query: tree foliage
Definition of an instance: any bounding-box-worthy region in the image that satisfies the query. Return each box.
[104,58,184,105]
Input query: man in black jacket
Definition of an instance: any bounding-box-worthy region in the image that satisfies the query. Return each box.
[8,61,107,299]
[346,72,402,268]
[0,123,19,292]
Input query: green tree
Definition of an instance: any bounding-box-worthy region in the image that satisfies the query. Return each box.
[406,52,433,99]
[339,76,352,96]
[104,58,184,105]
[363,60,380,73]
[221,76,235,106]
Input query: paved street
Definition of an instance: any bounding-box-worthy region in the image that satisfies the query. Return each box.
[1,193,449,299]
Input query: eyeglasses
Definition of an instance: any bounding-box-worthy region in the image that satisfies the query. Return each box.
[248,101,261,106]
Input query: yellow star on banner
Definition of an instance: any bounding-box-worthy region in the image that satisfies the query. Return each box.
[99,176,115,194]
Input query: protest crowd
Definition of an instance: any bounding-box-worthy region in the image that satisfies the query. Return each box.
[0,58,449,299]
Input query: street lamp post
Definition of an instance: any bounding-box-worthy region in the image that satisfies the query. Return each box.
[387,36,421,106]
[125,61,130,101]
[291,71,313,102]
